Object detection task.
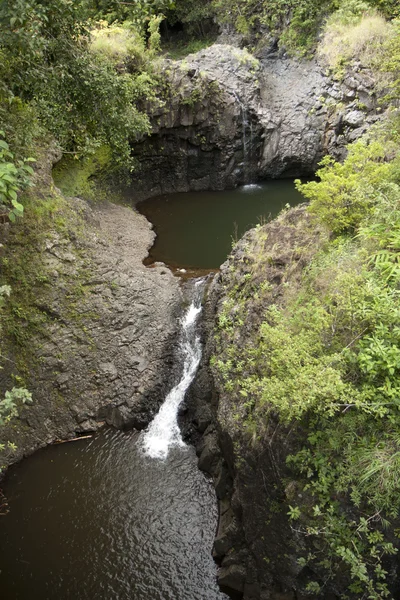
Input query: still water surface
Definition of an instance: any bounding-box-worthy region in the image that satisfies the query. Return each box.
[0,430,227,600]
[138,181,304,269]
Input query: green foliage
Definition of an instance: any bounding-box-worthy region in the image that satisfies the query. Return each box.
[212,0,336,54]
[33,49,150,164]
[0,132,35,222]
[0,388,32,428]
[0,286,33,465]
[169,0,399,56]
[52,145,112,200]
[297,139,396,233]
[83,0,174,28]
[213,120,400,596]
[319,8,393,77]
[148,14,164,54]
[378,18,400,101]
[168,0,214,37]
[0,0,158,166]
[0,96,43,161]
[90,22,147,66]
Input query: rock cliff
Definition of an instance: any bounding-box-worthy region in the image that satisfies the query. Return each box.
[185,206,331,599]
[187,201,400,599]
[130,43,383,201]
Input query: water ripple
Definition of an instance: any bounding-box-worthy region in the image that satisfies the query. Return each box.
[0,430,228,600]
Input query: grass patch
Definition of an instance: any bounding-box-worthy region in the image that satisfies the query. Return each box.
[90,22,149,69]
[319,10,394,76]
[162,37,215,60]
[52,145,113,201]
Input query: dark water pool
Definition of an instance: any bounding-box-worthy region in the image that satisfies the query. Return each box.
[138,181,304,269]
[0,429,227,600]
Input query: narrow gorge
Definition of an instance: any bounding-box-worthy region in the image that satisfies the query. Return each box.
[0,3,399,600]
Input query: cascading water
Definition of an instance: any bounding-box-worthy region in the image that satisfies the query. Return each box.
[142,279,205,459]
[0,275,229,599]
[233,91,252,181]
[233,92,247,161]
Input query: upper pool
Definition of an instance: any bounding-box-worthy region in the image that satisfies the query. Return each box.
[137,180,304,270]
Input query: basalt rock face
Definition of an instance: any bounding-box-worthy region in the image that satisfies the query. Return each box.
[189,206,400,600]
[0,151,182,469]
[130,43,383,202]
[131,45,264,201]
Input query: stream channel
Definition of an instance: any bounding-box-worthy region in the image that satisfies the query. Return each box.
[0,180,303,599]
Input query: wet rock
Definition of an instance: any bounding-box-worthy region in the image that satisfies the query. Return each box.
[129,44,384,202]
[198,432,221,475]
[214,465,231,499]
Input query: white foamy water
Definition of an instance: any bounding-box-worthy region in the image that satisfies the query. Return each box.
[142,280,204,459]
[241,184,262,192]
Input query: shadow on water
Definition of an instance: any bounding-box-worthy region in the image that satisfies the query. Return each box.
[0,429,228,600]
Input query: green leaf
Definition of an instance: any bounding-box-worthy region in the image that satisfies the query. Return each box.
[11,199,23,213]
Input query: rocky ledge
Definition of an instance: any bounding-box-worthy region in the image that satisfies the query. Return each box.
[0,150,182,470]
[183,206,339,600]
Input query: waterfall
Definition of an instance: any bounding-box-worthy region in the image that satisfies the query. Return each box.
[233,91,249,181]
[141,279,205,460]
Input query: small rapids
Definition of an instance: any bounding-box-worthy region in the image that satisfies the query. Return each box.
[142,279,204,459]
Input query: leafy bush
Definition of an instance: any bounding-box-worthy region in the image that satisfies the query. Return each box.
[0,0,158,166]
[378,18,400,101]
[83,0,174,28]
[169,0,399,55]
[296,139,396,233]
[0,387,32,428]
[90,22,146,63]
[0,132,35,222]
[213,117,400,596]
[167,0,214,37]
[212,0,336,54]
[319,9,393,75]
[0,285,33,470]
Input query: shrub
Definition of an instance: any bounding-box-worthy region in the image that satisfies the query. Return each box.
[297,139,393,233]
[0,132,35,222]
[90,22,145,64]
[378,18,400,102]
[213,115,400,597]
[0,285,33,471]
[319,9,393,74]
[0,1,157,166]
